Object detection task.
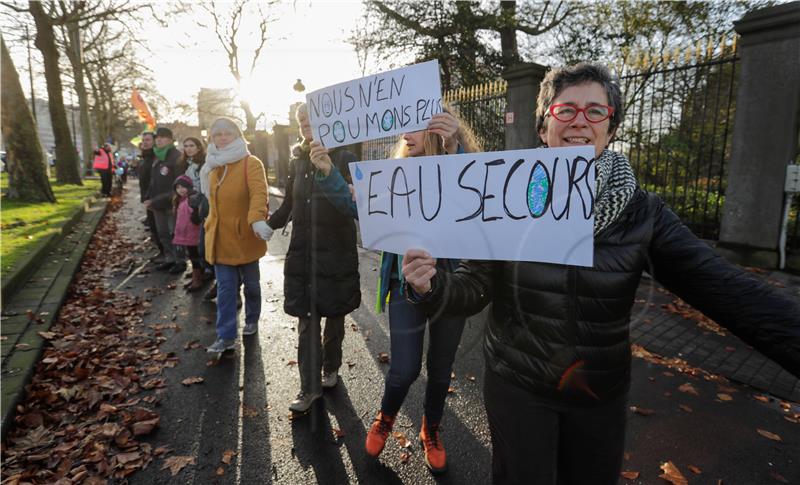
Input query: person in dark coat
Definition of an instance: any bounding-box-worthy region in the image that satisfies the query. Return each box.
[401,63,800,485]
[138,132,164,259]
[144,127,183,272]
[308,106,482,474]
[263,103,360,413]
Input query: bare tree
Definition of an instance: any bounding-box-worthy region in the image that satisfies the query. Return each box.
[22,0,81,184]
[350,0,574,89]
[198,0,277,138]
[1,35,55,202]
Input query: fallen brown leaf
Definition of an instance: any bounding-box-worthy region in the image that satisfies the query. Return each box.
[378,352,390,363]
[181,376,204,386]
[222,449,236,464]
[678,404,693,413]
[392,431,410,448]
[161,456,196,476]
[286,360,298,366]
[678,383,699,396]
[753,395,770,403]
[242,405,259,418]
[132,416,160,436]
[659,461,688,485]
[620,471,640,480]
[399,450,411,464]
[769,471,789,483]
[688,465,702,474]
[756,429,782,442]
[630,406,655,416]
[37,331,57,340]
[216,466,225,476]
[332,428,345,439]
[717,393,733,402]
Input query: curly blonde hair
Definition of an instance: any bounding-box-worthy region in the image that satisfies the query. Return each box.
[390,104,482,158]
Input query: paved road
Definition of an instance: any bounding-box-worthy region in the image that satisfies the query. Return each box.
[107,180,797,485]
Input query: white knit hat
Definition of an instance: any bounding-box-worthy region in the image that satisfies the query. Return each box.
[208,117,243,139]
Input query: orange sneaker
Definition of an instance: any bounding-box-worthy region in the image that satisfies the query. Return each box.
[419,415,447,474]
[365,411,395,457]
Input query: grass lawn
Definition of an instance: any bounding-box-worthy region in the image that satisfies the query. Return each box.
[1,174,100,275]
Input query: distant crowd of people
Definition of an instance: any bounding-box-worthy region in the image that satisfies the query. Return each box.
[115,63,798,484]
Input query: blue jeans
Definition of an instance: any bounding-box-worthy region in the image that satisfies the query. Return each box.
[381,281,466,424]
[214,261,261,340]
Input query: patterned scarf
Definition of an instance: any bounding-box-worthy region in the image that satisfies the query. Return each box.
[593,149,637,235]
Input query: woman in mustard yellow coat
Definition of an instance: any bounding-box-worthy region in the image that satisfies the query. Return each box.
[201,117,270,353]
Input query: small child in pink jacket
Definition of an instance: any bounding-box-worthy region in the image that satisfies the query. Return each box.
[172,175,203,291]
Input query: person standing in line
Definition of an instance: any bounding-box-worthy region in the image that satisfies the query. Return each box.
[178,137,215,293]
[93,143,114,197]
[144,127,183,273]
[171,175,204,291]
[138,132,163,260]
[310,108,481,475]
[263,103,361,413]
[400,63,800,485]
[202,117,270,354]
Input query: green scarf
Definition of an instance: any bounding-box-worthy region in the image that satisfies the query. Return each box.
[153,145,170,161]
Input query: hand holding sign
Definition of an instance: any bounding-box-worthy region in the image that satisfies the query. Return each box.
[402,249,437,295]
[427,112,460,154]
[309,141,333,176]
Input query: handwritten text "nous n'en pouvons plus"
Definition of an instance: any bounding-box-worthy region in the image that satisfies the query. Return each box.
[309,74,443,145]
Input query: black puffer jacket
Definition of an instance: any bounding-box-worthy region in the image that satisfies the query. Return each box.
[419,189,800,405]
[146,146,181,210]
[268,146,361,318]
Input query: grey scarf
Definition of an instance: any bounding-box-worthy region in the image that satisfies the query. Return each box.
[593,149,637,235]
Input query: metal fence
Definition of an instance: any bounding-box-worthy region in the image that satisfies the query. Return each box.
[360,79,508,160]
[610,39,739,240]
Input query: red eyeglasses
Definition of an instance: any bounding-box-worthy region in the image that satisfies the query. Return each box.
[548,104,615,123]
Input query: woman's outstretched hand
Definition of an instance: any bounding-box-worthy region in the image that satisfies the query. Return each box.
[402,249,437,295]
[427,112,460,154]
[309,141,333,176]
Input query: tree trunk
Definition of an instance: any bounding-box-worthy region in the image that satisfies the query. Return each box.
[65,19,93,175]
[1,37,56,202]
[499,1,521,68]
[29,1,82,185]
[240,99,257,140]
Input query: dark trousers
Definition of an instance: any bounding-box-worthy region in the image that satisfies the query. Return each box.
[177,245,201,269]
[297,313,345,395]
[145,210,163,252]
[99,170,112,196]
[484,369,627,485]
[380,281,465,424]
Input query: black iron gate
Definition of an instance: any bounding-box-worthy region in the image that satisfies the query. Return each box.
[611,43,739,240]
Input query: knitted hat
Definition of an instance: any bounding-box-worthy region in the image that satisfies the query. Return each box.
[173,174,193,190]
[209,117,243,139]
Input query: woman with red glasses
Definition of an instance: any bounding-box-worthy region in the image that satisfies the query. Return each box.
[402,63,800,484]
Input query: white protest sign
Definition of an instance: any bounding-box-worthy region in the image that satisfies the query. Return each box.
[306,60,442,148]
[349,146,596,266]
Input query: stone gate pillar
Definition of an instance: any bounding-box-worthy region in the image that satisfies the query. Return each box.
[502,63,548,150]
[717,2,800,269]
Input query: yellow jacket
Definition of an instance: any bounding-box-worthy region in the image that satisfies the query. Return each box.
[204,155,268,265]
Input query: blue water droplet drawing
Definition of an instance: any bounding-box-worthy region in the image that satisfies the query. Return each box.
[332,121,346,143]
[527,164,549,217]
[355,164,363,181]
[381,110,395,131]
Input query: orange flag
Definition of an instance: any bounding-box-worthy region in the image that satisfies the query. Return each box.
[131,88,156,131]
